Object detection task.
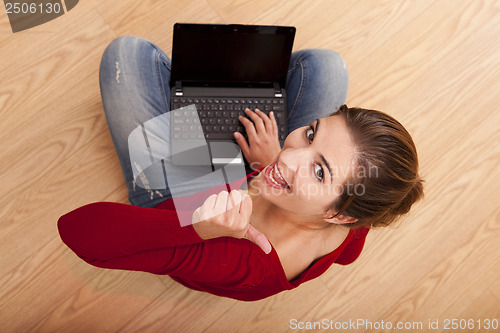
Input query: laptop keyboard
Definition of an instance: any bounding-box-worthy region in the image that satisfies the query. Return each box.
[171,97,287,141]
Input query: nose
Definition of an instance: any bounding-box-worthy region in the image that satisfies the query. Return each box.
[278,147,313,184]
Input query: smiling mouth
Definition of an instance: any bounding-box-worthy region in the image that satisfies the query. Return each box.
[265,160,289,189]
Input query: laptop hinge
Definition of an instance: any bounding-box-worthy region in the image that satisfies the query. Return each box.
[175,81,183,96]
[273,83,282,98]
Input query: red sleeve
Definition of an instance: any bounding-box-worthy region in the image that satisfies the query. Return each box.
[58,202,267,287]
[58,202,203,267]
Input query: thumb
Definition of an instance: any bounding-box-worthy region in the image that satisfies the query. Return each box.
[246,224,272,254]
[234,132,251,159]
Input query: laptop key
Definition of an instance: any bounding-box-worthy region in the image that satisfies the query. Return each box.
[171,96,286,142]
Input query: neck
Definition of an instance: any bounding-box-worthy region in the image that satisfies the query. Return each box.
[246,183,335,235]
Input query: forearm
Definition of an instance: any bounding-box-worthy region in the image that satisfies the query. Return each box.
[58,202,204,262]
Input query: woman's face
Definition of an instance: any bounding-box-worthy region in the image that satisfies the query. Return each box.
[252,115,356,220]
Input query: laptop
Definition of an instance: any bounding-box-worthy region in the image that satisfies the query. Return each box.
[169,23,296,167]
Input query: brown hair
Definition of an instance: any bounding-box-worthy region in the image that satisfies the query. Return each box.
[330,105,424,228]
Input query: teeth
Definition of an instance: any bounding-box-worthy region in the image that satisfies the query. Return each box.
[269,168,282,187]
[274,164,284,181]
[269,162,287,188]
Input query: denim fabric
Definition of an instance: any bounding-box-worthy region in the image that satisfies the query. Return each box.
[99,36,348,207]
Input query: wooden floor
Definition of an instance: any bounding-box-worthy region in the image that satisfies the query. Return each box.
[1,0,499,332]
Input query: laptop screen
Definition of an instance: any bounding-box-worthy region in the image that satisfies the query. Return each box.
[171,23,296,88]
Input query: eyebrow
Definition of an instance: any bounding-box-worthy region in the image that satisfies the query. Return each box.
[314,118,333,184]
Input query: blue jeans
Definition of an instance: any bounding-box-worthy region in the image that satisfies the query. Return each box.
[99,36,348,208]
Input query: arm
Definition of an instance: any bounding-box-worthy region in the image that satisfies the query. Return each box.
[58,201,269,287]
[58,202,204,265]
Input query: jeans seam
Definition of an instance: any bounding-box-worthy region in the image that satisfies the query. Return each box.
[155,51,169,115]
[138,50,169,204]
[288,60,306,121]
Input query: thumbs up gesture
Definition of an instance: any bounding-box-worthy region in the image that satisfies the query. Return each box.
[192,190,272,254]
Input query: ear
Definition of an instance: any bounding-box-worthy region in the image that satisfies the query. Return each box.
[323,213,358,225]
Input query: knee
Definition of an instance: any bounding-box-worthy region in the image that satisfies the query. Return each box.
[100,36,159,76]
[292,49,349,103]
[291,49,348,83]
[293,49,346,65]
[293,49,348,80]
[101,36,151,63]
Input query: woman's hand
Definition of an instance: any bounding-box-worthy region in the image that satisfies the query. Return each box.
[192,190,272,254]
[234,108,282,170]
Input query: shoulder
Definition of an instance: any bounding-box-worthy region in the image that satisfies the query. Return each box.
[335,226,370,265]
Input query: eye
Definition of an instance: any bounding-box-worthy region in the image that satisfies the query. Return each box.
[305,126,315,143]
[313,163,324,182]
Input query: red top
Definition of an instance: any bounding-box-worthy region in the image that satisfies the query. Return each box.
[58,173,369,301]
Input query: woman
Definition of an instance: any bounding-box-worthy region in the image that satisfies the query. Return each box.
[58,36,423,301]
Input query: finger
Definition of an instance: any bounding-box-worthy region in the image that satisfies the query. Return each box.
[239,193,252,215]
[214,190,229,214]
[246,224,272,254]
[238,115,257,138]
[254,109,273,132]
[269,111,279,136]
[234,132,251,158]
[199,194,217,220]
[244,108,266,134]
[238,193,253,231]
[204,194,217,209]
[227,189,242,210]
[192,207,201,224]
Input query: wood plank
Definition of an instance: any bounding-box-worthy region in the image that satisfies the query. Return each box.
[145,0,224,57]
[491,276,500,304]
[0,0,102,72]
[95,0,218,43]
[121,276,328,332]
[28,268,165,333]
[0,11,119,276]
[1,0,500,331]
[460,290,500,333]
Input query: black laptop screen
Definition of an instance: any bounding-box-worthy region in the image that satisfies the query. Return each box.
[171,24,296,88]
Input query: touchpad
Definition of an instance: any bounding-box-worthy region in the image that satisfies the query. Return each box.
[209,141,243,165]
